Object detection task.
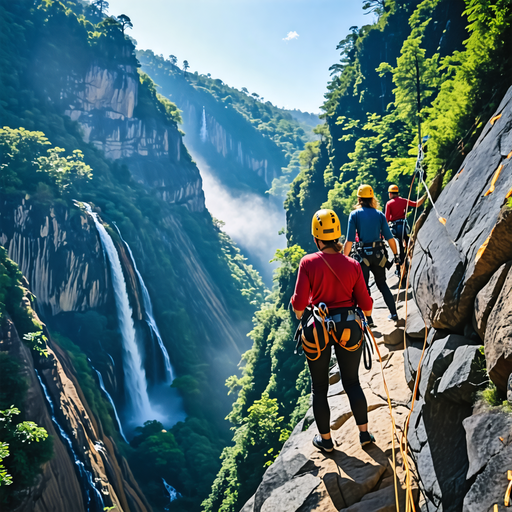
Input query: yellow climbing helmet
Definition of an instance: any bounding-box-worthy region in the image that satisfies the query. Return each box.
[311,209,341,241]
[388,184,399,193]
[357,184,374,198]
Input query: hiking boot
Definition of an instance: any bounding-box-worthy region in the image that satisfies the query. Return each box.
[388,313,399,321]
[312,434,334,453]
[366,316,376,328]
[360,431,375,447]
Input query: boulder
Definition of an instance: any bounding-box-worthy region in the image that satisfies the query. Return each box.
[463,444,512,512]
[405,299,427,339]
[411,85,512,332]
[404,341,426,389]
[260,473,321,512]
[408,397,472,511]
[473,260,512,339]
[485,264,512,391]
[463,409,512,479]
[418,334,478,401]
[436,345,486,403]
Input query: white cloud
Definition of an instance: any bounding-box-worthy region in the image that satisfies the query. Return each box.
[283,31,299,41]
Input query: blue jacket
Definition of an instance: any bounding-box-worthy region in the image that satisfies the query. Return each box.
[347,207,393,243]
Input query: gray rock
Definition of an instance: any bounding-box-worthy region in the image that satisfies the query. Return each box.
[260,473,321,512]
[329,364,341,385]
[473,261,512,339]
[485,265,512,391]
[463,444,512,512]
[339,483,400,511]
[436,345,486,403]
[404,341,426,390]
[406,300,427,339]
[418,335,478,401]
[409,397,472,511]
[411,86,512,332]
[327,379,344,397]
[463,409,512,479]
[252,426,314,512]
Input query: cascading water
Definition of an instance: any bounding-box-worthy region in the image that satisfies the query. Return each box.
[114,225,174,384]
[163,478,182,505]
[84,204,157,426]
[91,364,128,443]
[200,106,208,142]
[36,370,105,512]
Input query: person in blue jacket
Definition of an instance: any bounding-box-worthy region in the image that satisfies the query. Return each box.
[343,184,400,324]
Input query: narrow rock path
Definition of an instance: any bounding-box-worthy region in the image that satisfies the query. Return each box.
[242,270,418,512]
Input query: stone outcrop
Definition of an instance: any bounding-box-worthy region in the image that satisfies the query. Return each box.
[472,260,511,339]
[484,264,512,391]
[411,86,512,332]
[406,85,512,511]
[64,61,204,212]
[0,200,108,317]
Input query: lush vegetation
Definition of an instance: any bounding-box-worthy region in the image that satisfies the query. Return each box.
[204,0,512,510]
[0,1,266,510]
[0,248,53,505]
[137,49,319,196]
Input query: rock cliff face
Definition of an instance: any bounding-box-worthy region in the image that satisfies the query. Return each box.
[64,62,204,212]
[0,199,108,317]
[406,85,512,511]
[179,100,278,188]
[0,300,149,512]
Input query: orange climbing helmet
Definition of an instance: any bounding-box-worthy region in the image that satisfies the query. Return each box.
[311,209,341,241]
[357,184,374,198]
[388,184,399,193]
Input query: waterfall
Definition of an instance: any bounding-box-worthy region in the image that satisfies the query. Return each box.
[114,225,174,384]
[91,364,128,443]
[200,106,208,142]
[84,204,156,425]
[36,370,105,512]
[162,478,181,504]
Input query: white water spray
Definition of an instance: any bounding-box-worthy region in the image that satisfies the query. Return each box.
[200,106,208,142]
[84,204,156,426]
[163,478,182,504]
[114,225,174,384]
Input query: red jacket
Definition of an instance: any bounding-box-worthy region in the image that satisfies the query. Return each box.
[385,197,418,221]
[291,252,373,312]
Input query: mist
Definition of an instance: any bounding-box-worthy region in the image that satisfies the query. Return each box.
[191,152,286,285]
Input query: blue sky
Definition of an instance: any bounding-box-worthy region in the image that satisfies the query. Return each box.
[106,0,371,113]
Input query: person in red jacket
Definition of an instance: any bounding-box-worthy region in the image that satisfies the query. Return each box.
[291,209,375,453]
[385,184,425,267]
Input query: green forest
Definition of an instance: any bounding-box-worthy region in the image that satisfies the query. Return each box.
[1,0,511,511]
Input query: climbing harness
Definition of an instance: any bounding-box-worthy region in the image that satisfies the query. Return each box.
[293,302,364,361]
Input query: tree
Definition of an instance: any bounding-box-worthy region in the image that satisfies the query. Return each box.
[182,60,190,75]
[117,14,132,34]
[92,0,109,15]
[241,87,249,94]
[168,54,177,66]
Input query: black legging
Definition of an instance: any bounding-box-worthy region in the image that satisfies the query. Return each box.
[360,253,397,316]
[307,337,368,434]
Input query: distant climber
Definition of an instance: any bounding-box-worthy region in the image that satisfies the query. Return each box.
[343,184,400,323]
[385,184,426,270]
[291,209,375,453]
